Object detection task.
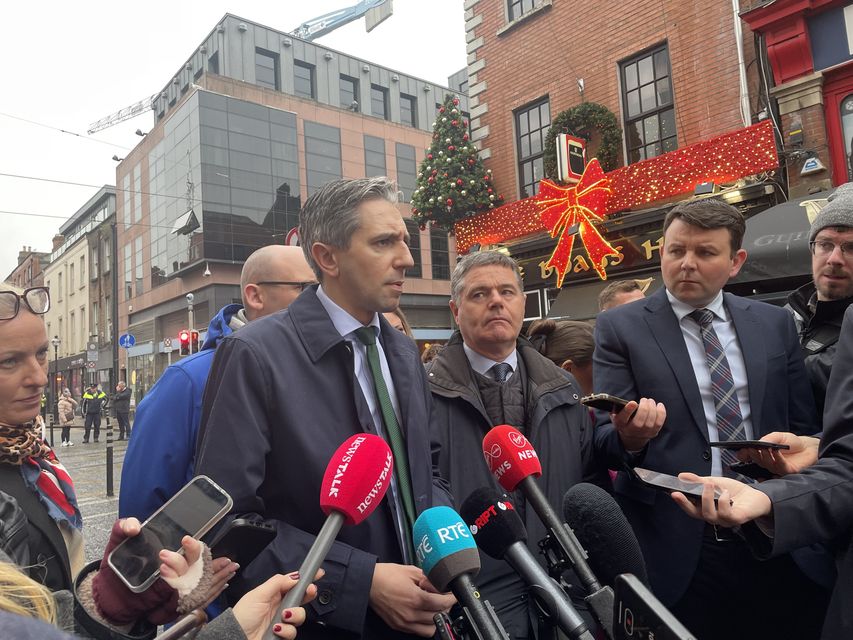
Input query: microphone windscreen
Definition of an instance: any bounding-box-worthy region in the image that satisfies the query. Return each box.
[413,506,480,592]
[563,483,648,586]
[482,425,542,492]
[460,487,526,560]
[319,434,393,526]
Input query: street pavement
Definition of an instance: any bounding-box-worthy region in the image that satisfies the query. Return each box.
[51,418,130,564]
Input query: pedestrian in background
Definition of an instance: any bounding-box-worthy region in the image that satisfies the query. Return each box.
[80,383,106,444]
[57,390,77,447]
[111,382,132,440]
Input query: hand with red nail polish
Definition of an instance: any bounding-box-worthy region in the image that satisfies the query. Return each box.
[231,569,323,640]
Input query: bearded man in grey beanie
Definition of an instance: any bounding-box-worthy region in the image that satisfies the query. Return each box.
[786,182,853,417]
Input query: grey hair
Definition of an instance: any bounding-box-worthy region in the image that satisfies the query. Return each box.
[0,283,25,319]
[299,177,400,280]
[451,251,524,303]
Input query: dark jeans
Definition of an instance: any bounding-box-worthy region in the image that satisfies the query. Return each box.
[61,426,71,443]
[84,413,101,442]
[671,525,829,640]
[116,412,131,439]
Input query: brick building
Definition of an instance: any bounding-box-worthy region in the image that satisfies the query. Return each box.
[741,0,853,194]
[114,14,465,397]
[4,246,50,289]
[460,0,809,319]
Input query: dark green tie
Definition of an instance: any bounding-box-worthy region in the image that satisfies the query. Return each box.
[354,326,417,549]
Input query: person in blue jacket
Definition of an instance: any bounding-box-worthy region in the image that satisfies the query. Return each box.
[119,245,316,521]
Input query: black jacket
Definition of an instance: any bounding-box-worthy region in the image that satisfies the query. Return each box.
[786,282,853,417]
[428,332,599,637]
[111,388,132,414]
[195,286,451,640]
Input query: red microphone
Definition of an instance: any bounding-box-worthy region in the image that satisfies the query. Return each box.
[264,433,393,640]
[482,426,614,634]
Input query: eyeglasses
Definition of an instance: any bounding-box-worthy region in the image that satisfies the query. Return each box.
[255,281,316,291]
[809,240,853,258]
[0,287,51,320]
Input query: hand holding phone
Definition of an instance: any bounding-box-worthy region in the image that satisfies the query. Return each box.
[210,519,276,568]
[108,475,232,593]
[709,440,790,451]
[633,468,723,505]
[581,393,631,413]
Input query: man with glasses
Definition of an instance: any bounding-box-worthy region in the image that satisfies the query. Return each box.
[119,245,316,522]
[786,183,853,417]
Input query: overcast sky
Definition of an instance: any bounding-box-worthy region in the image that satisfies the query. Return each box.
[0,1,467,279]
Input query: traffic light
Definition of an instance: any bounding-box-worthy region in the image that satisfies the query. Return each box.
[191,330,199,354]
[179,329,190,356]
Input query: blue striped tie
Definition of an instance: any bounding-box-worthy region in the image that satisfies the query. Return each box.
[690,309,744,476]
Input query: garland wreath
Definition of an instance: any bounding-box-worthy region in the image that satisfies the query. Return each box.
[543,102,622,178]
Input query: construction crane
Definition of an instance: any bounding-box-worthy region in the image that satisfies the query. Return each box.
[87,0,391,135]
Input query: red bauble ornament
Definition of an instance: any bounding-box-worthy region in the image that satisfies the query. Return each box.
[431,169,437,175]
[463,134,469,141]
[428,176,434,183]
[499,195,504,201]
[484,174,490,181]
[456,179,463,186]
[427,153,433,160]
[452,120,458,126]
[453,98,459,106]
[467,158,475,165]
[448,145,455,151]
[439,106,445,113]
[488,188,493,193]
[463,120,468,127]
[447,198,454,206]
[443,173,449,178]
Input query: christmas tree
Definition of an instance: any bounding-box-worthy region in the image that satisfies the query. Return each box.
[411,94,503,232]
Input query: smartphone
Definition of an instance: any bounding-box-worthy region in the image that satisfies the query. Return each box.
[108,475,232,593]
[614,574,696,639]
[727,461,775,481]
[581,393,631,413]
[632,468,722,505]
[209,519,276,568]
[709,440,790,451]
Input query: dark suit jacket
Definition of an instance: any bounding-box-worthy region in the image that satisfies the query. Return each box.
[756,305,853,639]
[593,288,818,605]
[195,286,451,640]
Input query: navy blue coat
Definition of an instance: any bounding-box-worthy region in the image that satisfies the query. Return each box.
[195,286,451,640]
[592,288,819,605]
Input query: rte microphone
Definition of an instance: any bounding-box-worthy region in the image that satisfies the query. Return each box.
[413,506,509,640]
[460,488,595,640]
[263,433,394,640]
[563,483,648,587]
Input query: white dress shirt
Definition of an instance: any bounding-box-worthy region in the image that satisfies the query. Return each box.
[666,290,754,476]
[462,343,519,382]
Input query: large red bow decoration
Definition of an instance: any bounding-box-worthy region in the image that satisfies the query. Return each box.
[538,159,618,287]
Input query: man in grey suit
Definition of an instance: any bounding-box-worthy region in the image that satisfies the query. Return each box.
[593,199,825,639]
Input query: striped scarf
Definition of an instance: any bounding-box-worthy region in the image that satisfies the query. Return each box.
[0,417,82,530]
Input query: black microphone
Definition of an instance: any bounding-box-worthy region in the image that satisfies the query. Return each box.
[414,506,509,640]
[563,483,648,587]
[460,488,595,640]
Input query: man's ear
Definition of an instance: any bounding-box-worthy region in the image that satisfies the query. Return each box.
[449,299,459,324]
[311,242,340,279]
[243,284,263,314]
[561,359,574,372]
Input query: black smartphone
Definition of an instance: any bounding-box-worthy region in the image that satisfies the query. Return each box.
[107,475,232,592]
[727,461,776,481]
[633,468,722,505]
[614,574,697,639]
[710,440,790,451]
[209,519,276,568]
[581,393,631,413]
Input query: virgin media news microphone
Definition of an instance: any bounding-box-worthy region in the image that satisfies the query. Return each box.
[413,506,509,640]
[460,488,595,640]
[483,425,614,636]
[263,433,393,640]
[563,483,648,587]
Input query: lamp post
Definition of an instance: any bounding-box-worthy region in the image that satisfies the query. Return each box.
[186,293,194,355]
[50,336,61,423]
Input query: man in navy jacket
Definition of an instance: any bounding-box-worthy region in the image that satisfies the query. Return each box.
[196,178,454,639]
[593,199,824,639]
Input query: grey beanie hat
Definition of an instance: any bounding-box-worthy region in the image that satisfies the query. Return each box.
[810,183,853,241]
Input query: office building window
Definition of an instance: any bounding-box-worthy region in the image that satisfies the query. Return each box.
[371,85,389,120]
[135,236,143,296]
[508,0,535,21]
[208,51,219,75]
[69,263,75,295]
[364,135,386,177]
[621,45,676,163]
[103,238,111,272]
[70,313,75,351]
[124,244,132,300]
[58,272,63,301]
[405,220,422,279]
[340,75,359,109]
[79,256,85,286]
[91,246,99,276]
[395,143,418,201]
[400,94,417,127]
[294,61,316,99]
[515,97,550,198]
[304,122,342,195]
[255,48,280,91]
[431,229,450,280]
[93,301,99,339]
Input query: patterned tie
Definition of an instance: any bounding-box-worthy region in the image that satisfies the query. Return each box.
[354,327,417,547]
[689,309,745,476]
[491,362,513,383]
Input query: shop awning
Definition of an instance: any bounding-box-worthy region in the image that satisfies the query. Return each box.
[730,189,832,285]
[546,272,663,321]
